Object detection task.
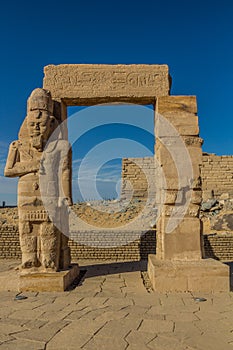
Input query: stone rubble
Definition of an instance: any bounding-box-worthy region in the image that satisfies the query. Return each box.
[201,195,233,234]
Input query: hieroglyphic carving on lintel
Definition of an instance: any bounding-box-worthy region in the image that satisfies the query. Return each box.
[53,71,162,90]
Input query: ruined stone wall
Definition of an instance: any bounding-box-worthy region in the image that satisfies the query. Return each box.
[1,154,233,262]
[69,230,156,261]
[0,225,21,259]
[204,233,233,261]
[0,224,156,261]
[1,224,233,261]
[201,153,233,200]
[121,157,157,201]
[122,154,233,201]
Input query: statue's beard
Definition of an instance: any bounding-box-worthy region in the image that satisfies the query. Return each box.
[31,135,43,151]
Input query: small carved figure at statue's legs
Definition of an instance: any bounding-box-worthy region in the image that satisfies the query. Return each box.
[58,206,71,269]
[59,234,71,270]
[40,222,60,271]
[19,220,39,268]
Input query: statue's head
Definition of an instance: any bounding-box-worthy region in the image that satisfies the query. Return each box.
[27,89,56,150]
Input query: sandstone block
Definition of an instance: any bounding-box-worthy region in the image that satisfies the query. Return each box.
[156,111,199,136]
[157,216,202,260]
[19,264,79,292]
[155,96,199,139]
[159,176,201,191]
[148,255,229,292]
[156,95,197,114]
[164,203,200,218]
[191,190,202,204]
[43,64,170,104]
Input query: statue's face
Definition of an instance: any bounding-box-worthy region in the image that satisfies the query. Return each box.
[27,109,50,137]
[27,109,51,150]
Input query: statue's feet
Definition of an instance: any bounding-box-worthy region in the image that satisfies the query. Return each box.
[21,254,40,269]
[41,256,58,272]
[21,259,40,269]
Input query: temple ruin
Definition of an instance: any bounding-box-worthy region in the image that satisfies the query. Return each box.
[1,64,231,292]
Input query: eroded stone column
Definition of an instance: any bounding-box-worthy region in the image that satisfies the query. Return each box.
[155,96,203,261]
[148,95,229,292]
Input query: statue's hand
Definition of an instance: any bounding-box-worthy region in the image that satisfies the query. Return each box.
[29,159,41,172]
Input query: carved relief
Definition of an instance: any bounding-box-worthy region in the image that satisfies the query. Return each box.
[21,210,49,221]
[43,64,170,100]
[184,136,204,147]
[54,71,161,90]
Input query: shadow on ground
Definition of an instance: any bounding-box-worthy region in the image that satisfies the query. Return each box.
[79,260,147,278]
[68,260,148,290]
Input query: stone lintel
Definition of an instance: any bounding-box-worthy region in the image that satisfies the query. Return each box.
[43,64,170,104]
[148,255,229,292]
[19,264,79,292]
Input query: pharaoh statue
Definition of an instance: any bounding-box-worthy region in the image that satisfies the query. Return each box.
[4,88,72,272]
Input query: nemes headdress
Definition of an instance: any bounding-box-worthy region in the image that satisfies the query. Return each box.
[27,88,53,113]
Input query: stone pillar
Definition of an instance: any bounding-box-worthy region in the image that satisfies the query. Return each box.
[155,96,202,261]
[148,96,229,292]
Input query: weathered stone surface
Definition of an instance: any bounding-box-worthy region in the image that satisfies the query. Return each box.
[157,111,199,136]
[148,255,229,292]
[164,190,179,204]
[0,339,46,350]
[0,259,232,349]
[19,264,79,292]
[43,64,170,104]
[164,203,200,218]
[147,335,188,350]
[156,95,197,114]
[156,217,202,260]
[125,330,156,347]
[155,100,199,174]
[138,318,174,333]
[82,336,128,350]
[13,320,69,343]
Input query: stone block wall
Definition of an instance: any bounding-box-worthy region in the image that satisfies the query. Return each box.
[122,154,233,202]
[204,234,233,261]
[1,224,233,261]
[0,223,157,261]
[0,225,21,259]
[69,230,156,261]
[121,157,156,201]
[201,153,233,200]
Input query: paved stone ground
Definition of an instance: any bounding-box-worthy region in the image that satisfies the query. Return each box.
[0,259,233,350]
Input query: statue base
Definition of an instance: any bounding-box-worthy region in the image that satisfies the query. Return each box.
[148,255,229,292]
[19,264,79,292]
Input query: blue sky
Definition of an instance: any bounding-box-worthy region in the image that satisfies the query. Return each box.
[68,104,155,201]
[0,0,232,204]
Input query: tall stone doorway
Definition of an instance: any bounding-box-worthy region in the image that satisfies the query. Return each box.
[43,64,229,292]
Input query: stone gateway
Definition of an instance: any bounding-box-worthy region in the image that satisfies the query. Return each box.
[4,64,230,292]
